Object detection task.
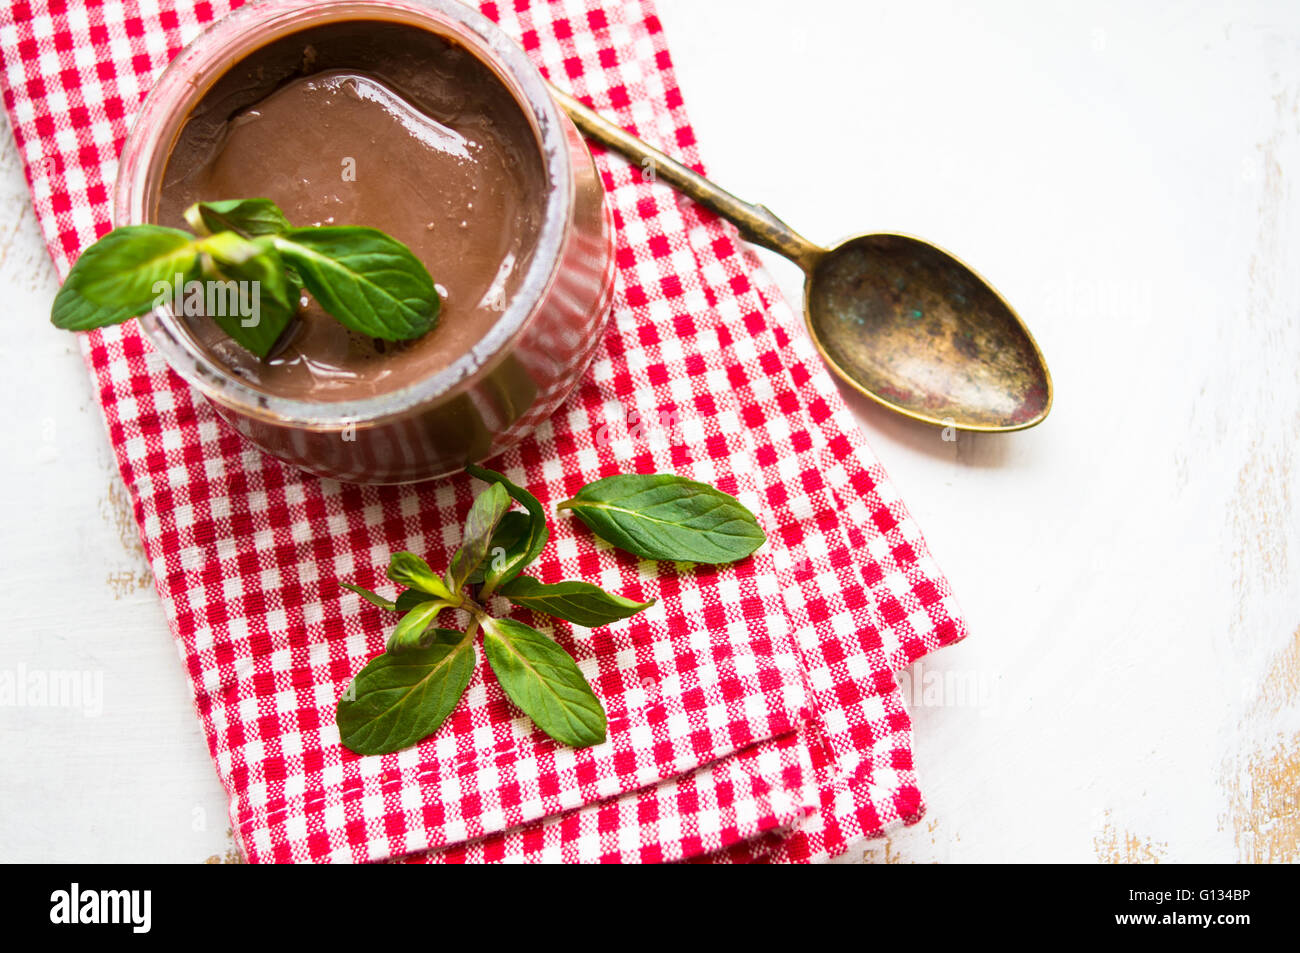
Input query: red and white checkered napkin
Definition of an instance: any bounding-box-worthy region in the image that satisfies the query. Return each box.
[0,0,967,862]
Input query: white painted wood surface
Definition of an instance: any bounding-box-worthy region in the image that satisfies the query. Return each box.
[1,0,1297,863]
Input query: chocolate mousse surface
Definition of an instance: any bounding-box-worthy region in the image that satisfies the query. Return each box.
[158,19,548,401]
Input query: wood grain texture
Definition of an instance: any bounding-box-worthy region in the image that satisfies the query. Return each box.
[1,0,1297,863]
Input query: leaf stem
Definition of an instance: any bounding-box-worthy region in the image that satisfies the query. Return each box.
[460,595,494,626]
[460,616,480,644]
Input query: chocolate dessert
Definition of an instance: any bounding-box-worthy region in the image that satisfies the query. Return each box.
[158,19,548,401]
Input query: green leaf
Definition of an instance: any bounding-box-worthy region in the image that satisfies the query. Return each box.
[481,617,606,748]
[274,227,438,341]
[447,483,511,593]
[341,581,397,612]
[466,510,530,585]
[395,588,442,611]
[185,198,292,238]
[466,464,549,590]
[386,551,457,602]
[336,634,474,755]
[557,474,765,564]
[199,232,298,358]
[499,576,654,628]
[387,599,457,652]
[51,225,200,330]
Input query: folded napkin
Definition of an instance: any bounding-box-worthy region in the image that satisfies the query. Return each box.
[0,0,966,862]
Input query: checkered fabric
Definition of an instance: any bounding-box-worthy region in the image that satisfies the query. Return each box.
[0,0,967,863]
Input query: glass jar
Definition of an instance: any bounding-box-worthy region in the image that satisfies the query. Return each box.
[115,0,614,483]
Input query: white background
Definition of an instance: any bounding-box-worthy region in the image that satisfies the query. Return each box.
[1,0,1297,863]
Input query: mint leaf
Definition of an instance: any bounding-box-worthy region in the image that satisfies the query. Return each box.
[447,483,511,593]
[498,576,654,628]
[185,198,291,238]
[481,617,606,748]
[51,225,200,330]
[50,204,441,359]
[341,581,397,612]
[387,599,457,652]
[557,474,765,564]
[274,227,438,340]
[395,588,443,611]
[386,551,457,602]
[199,232,298,358]
[336,633,474,755]
[466,511,530,585]
[466,464,549,590]
[343,581,450,618]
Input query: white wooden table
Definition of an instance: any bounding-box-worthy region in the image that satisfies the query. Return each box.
[2,0,1296,863]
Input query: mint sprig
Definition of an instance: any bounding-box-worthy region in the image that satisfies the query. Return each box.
[50,198,440,358]
[336,468,766,755]
[337,468,621,753]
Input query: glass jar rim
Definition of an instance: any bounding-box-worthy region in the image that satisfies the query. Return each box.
[115,0,573,428]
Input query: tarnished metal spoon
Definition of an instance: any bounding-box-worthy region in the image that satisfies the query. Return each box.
[550,86,1052,432]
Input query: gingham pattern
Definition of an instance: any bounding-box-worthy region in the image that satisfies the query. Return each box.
[0,0,967,863]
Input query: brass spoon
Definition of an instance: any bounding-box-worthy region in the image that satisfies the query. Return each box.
[550,86,1052,432]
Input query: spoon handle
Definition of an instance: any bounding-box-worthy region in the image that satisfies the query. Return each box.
[549,84,824,271]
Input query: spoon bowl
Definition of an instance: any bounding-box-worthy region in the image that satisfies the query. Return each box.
[806,233,1051,430]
